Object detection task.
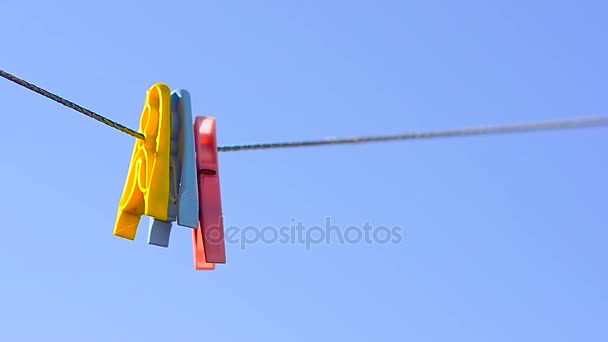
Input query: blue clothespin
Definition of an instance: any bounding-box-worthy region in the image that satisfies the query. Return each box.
[148,89,200,247]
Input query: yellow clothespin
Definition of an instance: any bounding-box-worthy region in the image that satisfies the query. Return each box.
[113,84,172,240]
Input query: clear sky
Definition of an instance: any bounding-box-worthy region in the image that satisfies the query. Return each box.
[1,1,607,341]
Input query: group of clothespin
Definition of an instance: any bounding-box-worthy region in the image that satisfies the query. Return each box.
[112,84,225,270]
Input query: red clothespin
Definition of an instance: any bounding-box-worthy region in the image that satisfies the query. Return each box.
[193,116,226,270]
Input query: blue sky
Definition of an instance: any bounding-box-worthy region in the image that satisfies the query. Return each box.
[1,1,607,341]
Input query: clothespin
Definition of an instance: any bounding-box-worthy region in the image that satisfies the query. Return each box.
[193,116,226,268]
[113,85,226,271]
[114,84,172,240]
[148,90,200,247]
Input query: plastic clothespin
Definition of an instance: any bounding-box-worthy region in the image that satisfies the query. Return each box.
[193,116,226,268]
[114,84,172,240]
[148,90,200,247]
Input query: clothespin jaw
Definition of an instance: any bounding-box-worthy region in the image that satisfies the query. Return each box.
[147,90,200,247]
[194,116,226,266]
[114,84,172,240]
